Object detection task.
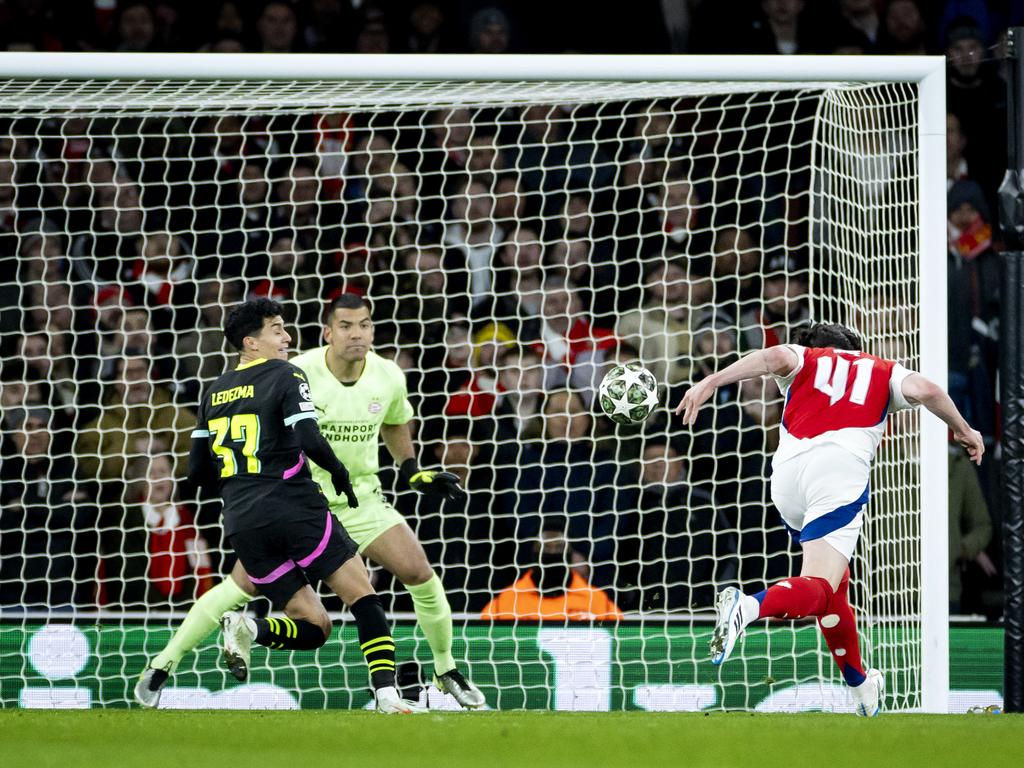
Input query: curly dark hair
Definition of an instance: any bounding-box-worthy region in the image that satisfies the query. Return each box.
[223,298,284,350]
[794,322,863,351]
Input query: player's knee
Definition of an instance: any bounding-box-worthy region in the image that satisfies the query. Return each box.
[400,561,434,587]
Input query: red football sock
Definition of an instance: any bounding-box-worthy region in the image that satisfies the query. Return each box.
[755,576,833,620]
[816,569,867,686]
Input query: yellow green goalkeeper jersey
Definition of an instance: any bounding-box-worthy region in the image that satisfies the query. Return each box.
[289,347,414,506]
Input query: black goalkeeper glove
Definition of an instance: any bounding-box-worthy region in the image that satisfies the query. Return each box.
[331,467,359,509]
[400,459,466,502]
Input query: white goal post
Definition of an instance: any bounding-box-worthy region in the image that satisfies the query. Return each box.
[0,53,947,713]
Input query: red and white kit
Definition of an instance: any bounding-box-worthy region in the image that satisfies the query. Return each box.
[770,345,917,559]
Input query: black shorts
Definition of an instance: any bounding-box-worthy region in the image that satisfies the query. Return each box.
[228,507,359,609]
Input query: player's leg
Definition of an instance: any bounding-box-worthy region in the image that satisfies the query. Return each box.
[218,521,333,681]
[363,520,485,709]
[298,506,422,713]
[134,562,256,708]
[711,450,865,664]
[319,557,422,714]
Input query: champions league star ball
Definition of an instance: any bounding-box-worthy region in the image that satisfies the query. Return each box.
[598,363,660,425]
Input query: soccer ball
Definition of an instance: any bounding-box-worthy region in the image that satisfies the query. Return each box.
[598,363,660,425]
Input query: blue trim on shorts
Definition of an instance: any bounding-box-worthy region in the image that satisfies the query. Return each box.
[799,484,870,543]
[781,519,801,544]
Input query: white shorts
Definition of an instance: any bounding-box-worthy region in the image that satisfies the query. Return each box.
[770,444,870,562]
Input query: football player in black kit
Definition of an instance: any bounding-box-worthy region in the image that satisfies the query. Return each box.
[186,298,420,713]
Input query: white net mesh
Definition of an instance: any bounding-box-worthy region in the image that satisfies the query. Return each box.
[0,76,923,710]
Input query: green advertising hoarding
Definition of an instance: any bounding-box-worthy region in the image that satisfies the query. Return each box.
[0,622,1004,712]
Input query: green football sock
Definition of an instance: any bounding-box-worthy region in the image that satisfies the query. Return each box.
[151,578,252,672]
[406,573,456,674]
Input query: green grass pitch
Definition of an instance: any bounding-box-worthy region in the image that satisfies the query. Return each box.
[2,711,1023,768]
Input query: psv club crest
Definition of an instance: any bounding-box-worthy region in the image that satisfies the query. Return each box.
[368,401,383,414]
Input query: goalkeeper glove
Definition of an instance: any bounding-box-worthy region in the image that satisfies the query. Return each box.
[400,458,466,502]
[331,466,359,509]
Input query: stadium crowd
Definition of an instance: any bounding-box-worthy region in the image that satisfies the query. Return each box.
[0,0,1009,619]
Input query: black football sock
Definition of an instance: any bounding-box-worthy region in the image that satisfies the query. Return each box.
[253,616,328,650]
[351,594,397,690]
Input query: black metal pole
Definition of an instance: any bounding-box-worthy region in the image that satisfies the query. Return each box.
[997,26,1024,715]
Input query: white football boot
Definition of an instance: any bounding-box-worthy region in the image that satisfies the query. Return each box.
[852,668,884,717]
[375,685,427,714]
[134,666,169,708]
[710,587,750,665]
[433,668,486,709]
[221,611,253,682]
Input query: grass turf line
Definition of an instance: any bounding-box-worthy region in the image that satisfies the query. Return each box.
[1,710,1022,768]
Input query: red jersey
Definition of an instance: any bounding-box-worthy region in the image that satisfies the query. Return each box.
[773,345,916,466]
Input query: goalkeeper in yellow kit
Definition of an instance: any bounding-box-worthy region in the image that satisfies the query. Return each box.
[135,294,484,709]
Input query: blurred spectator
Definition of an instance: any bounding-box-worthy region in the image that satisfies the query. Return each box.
[256,1,300,53]
[514,390,623,588]
[617,437,723,611]
[70,171,144,283]
[115,3,157,52]
[480,527,623,620]
[503,105,615,212]
[0,407,97,608]
[444,324,508,421]
[468,7,511,54]
[835,0,881,52]
[534,274,617,389]
[494,345,546,442]
[711,226,762,310]
[946,19,1006,203]
[880,0,928,55]
[938,1,995,47]
[947,112,970,188]
[443,177,504,314]
[173,279,241,398]
[406,2,447,53]
[355,16,391,54]
[490,223,543,333]
[616,259,694,387]
[124,231,197,321]
[738,253,808,352]
[948,443,994,614]
[741,0,823,55]
[16,331,76,422]
[947,180,999,444]
[303,0,349,52]
[97,452,209,608]
[75,355,194,493]
[212,1,245,39]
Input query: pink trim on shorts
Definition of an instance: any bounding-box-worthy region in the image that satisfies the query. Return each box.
[297,509,333,568]
[283,453,306,480]
[249,560,297,585]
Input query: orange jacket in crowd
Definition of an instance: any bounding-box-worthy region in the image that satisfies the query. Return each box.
[480,570,624,621]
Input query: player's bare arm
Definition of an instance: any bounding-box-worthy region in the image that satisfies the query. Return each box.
[901,373,985,465]
[675,345,800,425]
[380,422,415,465]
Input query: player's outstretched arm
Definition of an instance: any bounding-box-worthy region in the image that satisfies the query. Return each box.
[901,373,985,465]
[674,346,800,425]
[292,418,360,507]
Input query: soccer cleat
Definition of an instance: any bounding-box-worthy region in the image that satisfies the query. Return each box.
[710,587,748,665]
[852,668,884,717]
[433,668,486,709]
[374,685,427,714]
[134,666,169,709]
[221,611,253,682]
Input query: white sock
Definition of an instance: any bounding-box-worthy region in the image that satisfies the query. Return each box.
[243,616,258,638]
[740,595,761,628]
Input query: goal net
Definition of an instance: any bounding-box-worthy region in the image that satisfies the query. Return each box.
[0,55,944,712]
